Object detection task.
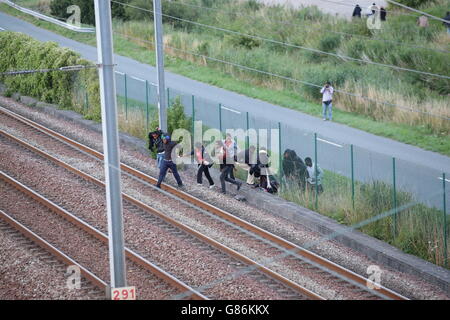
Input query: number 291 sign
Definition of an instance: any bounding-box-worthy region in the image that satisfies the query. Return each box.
[111,286,137,300]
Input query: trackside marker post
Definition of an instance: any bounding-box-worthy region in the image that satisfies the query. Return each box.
[111,286,137,300]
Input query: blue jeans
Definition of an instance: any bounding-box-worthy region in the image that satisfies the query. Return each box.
[157,160,183,187]
[322,101,332,120]
[156,152,164,169]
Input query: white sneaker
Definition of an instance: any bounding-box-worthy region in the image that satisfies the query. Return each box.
[209,184,215,189]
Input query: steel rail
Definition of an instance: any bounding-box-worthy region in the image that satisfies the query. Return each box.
[0,168,207,300]
[0,107,408,300]
[0,127,321,300]
[0,208,108,295]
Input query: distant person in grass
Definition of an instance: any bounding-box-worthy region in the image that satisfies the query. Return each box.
[352,4,362,18]
[417,15,429,28]
[367,3,377,16]
[380,7,387,21]
[444,11,450,35]
[320,81,334,121]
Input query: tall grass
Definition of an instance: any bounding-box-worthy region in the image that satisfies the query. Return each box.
[113,0,449,135]
[279,171,449,268]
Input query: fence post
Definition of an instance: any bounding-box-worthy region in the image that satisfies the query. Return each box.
[443,172,447,268]
[314,133,318,210]
[219,103,222,135]
[392,157,397,238]
[84,91,89,114]
[351,144,355,210]
[145,80,149,133]
[191,95,195,147]
[167,87,170,107]
[246,112,250,151]
[124,73,128,120]
[278,122,282,182]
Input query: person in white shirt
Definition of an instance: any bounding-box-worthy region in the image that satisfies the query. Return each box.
[305,157,324,194]
[320,81,334,121]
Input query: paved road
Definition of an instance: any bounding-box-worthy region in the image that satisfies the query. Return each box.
[0,11,448,209]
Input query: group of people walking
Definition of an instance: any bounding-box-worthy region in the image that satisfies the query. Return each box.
[148,130,280,195]
[352,3,387,21]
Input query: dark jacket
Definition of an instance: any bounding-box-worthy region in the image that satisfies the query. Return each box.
[282,149,307,187]
[352,5,362,17]
[380,8,387,21]
[444,13,450,28]
[149,130,164,153]
[163,140,179,161]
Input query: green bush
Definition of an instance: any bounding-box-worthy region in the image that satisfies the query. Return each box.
[392,0,436,7]
[0,32,100,119]
[149,97,192,137]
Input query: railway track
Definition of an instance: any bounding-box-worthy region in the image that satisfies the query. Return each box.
[0,171,207,300]
[0,209,105,300]
[0,106,409,300]
[0,124,310,300]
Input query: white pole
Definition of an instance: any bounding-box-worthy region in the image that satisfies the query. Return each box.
[94,0,126,289]
[153,0,168,132]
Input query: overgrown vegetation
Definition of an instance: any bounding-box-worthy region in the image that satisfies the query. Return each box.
[2,1,449,155]
[278,171,449,268]
[106,0,449,135]
[2,0,448,268]
[0,31,100,120]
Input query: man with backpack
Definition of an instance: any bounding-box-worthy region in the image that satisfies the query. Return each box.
[148,128,165,169]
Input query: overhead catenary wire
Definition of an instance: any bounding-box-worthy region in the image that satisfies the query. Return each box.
[160,0,449,54]
[112,30,450,121]
[0,64,98,76]
[111,0,450,80]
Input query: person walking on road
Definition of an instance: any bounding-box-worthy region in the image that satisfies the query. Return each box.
[443,11,450,35]
[156,135,183,189]
[320,81,334,121]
